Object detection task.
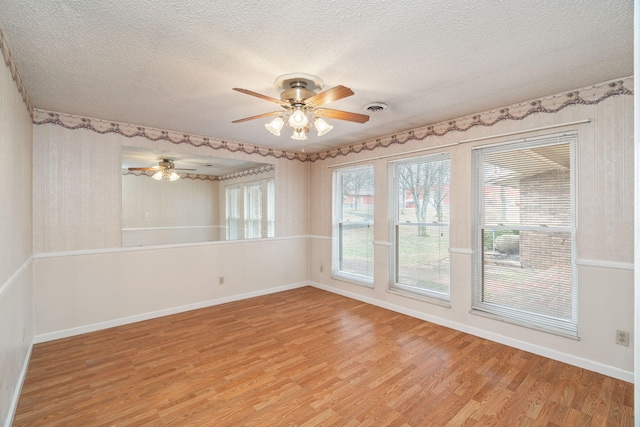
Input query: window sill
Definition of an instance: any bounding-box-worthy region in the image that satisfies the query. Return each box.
[331,273,374,289]
[387,288,451,308]
[469,309,580,341]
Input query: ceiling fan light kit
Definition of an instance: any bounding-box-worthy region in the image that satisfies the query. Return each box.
[233,73,369,143]
[288,108,309,129]
[152,169,180,181]
[291,128,308,141]
[314,117,333,136]
[128,158,196,182]
[265,116,285,136]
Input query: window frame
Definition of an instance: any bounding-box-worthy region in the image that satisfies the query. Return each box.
[224,177,275,240]
[471,132,578,337]
[332,164,375,287]
[389,152,451,302]
[225,185,241,240]
[244,182,263,239]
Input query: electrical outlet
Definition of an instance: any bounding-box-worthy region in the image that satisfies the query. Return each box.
[219,276,224,285]
[616,330,629,347]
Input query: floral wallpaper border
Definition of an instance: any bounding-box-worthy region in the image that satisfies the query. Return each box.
[305,77,633,162]
[218,164,274,182]
[122,170,218,181]
[0,27,34,119]
[35,109,309,162]
[35,76,632,163]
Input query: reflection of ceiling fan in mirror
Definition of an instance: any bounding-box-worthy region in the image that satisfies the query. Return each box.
[128,159,195,182]
[232,73,370,141]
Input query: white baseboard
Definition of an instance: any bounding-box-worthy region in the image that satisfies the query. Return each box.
[34,282,308,344]
[309,281,634,383]
[4,340,33,427]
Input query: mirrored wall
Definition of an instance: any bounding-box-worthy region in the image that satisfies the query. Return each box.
[122,146,275,246]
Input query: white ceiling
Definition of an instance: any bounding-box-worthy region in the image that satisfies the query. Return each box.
[0,0,633,154]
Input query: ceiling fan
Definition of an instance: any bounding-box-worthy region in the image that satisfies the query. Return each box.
[128,158,195,181]
[232,73,370,141]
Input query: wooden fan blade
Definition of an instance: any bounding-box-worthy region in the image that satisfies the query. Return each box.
[174,168,197,171]
[233,88,288,105]
[306,85,354,107]
[128,167,157,171]
[315,108,370,123]
[232,111,284,123]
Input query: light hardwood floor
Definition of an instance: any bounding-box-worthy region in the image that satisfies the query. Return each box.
[14,287,633,426]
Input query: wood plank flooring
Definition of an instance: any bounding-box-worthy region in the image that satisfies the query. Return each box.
[14,287,633,426]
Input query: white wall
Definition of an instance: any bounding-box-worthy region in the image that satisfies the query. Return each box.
[0,30,34,427]
[122,173,220,246]
[122,174,219,229]
[309,78,635,381]
[30,114,311,342]
[33,237,308,341]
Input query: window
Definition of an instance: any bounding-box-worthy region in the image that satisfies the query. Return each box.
[267,178,275,238]
[392,154,450,300]
[333,165,374,285]
[226,186,240,240]
[472,133,577,336]
[224,177,274,240]
[245,183,262,239]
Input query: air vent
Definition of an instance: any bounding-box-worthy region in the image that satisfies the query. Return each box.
[363,102,389,113]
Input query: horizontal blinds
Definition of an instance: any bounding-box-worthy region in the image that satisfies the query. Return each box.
[472,133,577,336]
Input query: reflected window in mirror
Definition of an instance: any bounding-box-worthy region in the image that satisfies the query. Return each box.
[226,186,240,240]
[224,177,275,240]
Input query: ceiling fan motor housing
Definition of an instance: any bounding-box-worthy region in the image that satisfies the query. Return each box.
[275,73,324,105]
[280,80,316,104]
[158,159,175,169]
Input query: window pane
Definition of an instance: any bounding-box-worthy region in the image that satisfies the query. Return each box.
[396,160,450,223]
[482,229,573,319]
[484,144,570,227]
[339,169,374,221]
[267,178,275,237]
[393,156,450,299]
[473,134,576,335]
[245,183,262,239]
[226,186,239,240]
[396,224,449,294]
[339,222,373,278]
[334,166,374,285]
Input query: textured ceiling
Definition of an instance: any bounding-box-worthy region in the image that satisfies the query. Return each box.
[0,0,633,153]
